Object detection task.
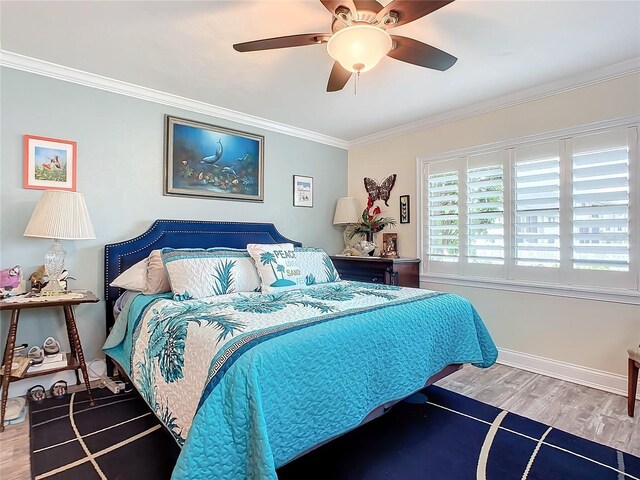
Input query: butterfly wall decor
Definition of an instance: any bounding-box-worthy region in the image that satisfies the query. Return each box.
[364,174,397,206]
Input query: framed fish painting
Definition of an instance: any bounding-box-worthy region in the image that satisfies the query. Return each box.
[164,116,264,201]
[23,135,77,191]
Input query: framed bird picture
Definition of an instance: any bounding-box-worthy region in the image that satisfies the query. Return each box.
[23,135,77,191]
[164,115,264,201]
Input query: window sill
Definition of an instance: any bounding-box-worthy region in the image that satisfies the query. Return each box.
[420,273,640,305]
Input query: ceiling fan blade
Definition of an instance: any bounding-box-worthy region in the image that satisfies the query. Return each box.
[327,61,352,92]
[320,0,358,17]
[388,35,457,71]
[376,0,454,28]
[233,33,329,52]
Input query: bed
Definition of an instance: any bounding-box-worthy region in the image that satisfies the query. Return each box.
[103,220,498,480]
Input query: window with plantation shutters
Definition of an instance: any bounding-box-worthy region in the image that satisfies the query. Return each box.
[427,167,459,265]
[572,130,629,272]
[419,122,639,301]
[513,143,561,275]
[467,155,504,266]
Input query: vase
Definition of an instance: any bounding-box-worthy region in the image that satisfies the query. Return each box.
[365,232,375,256]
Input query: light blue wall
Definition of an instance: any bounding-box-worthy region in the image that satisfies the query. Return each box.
[0,68,347,383]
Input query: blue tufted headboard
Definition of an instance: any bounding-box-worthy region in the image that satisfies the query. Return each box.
[104,219,301,332]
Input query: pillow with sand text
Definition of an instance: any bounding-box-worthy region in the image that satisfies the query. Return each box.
[246,243,305,293]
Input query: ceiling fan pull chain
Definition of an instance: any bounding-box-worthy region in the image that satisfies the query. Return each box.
[354,70,360,95]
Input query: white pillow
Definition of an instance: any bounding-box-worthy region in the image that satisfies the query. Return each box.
[247,243,304,293]
[109,250,172,294]
[161,248,260,300]
[110,258,147,291]
[144,250,171,294]
[294,247,341,286]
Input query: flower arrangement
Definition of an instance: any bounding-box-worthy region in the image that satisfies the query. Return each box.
[349,196,396,240]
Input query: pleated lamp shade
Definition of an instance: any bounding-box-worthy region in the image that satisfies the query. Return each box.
[333,197,359,225]
[24,190,96,240]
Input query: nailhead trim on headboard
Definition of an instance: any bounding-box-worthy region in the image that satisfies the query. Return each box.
[104,220,301,301]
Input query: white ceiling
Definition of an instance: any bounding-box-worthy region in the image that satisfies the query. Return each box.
[2,0,639,142]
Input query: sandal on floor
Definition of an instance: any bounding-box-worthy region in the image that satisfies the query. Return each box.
[43,337,61,357]
[50,380,68,399]
[28,346,44,365]
[27,385,47,403]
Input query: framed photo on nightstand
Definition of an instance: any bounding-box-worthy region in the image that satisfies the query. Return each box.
[381,233,398,258]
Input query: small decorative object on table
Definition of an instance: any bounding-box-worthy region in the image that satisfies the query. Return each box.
[381,233,398,258]
[399,195,410,224]
[28,266,74,294]
[349,196,396,256]
[0,265,26,297]
[28,265,48,292]
[293,175,313,207]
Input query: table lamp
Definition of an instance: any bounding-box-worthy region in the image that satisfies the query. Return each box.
[24,190,95,295]
[333,196,359,250]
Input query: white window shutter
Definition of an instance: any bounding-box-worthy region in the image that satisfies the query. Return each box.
[427,171,459,261]
[466,151,506,277]
[426,158,461,273]
[513,142,561,282]
[568,127,637,289]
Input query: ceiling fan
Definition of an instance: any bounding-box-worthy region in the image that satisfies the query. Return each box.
[233,0,458,92]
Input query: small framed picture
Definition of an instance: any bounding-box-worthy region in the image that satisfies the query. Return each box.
[293,175,313,207]
[381,233,398,258]
[23,135,77,191]
[399,195,410,224]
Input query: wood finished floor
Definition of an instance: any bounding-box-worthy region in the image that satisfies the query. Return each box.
[0,364,638,479]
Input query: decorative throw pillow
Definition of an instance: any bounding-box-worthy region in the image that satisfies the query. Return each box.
[161,248,260,300]
[294,247,341,286]
[110,258,147,291]
[144,249,171,294]
[246,243,304,293]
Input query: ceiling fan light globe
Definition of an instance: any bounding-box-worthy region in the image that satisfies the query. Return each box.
[327,25,392,73]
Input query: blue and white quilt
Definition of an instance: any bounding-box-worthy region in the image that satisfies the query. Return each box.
[104,281,498,480]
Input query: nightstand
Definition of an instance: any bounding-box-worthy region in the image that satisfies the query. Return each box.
[330,256,421,287]
[0,291,99,431]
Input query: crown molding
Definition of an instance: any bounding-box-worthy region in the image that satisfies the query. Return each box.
[0,50,349,150]
[347,57,640,149]
[3,50,639,152]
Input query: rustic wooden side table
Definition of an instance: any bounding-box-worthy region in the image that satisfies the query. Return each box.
[0,291,99,432]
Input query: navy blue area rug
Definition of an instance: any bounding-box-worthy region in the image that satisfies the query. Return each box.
[30,385,638,479]
[29,388,179,480]
[279,385,639,480]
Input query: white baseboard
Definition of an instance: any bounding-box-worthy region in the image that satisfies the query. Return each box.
[497,348,639,400]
